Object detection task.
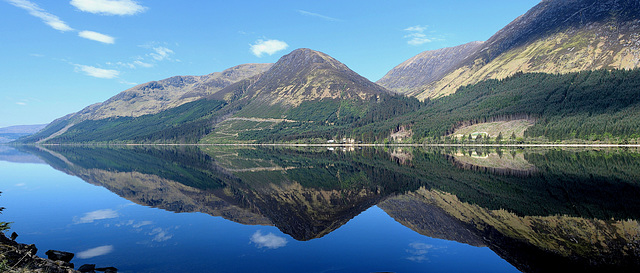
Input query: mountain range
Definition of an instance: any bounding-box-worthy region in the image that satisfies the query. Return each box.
[16,0,640,144]
[378,0,640,99]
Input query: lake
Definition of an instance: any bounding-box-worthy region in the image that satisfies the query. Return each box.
[1,145,639,272]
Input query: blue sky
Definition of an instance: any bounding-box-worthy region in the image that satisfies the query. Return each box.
[0,0,540,127]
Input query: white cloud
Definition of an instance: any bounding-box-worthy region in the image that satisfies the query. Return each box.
[150,46,174,61]
[7,0,118,45]
[403,25,434,46]
[16,102,27,106]
[297,10,341,22]
[77,245,114,259]
[404,25,428,32]
[250,230,287,249]
[70,0,147,16]
[250,39,289,58]
[133,60,153,68]
[74,209,119,223]
[6,0,74,31]
[405,33,432,46]
[78,30,115,44]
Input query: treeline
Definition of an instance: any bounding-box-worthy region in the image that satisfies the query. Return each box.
[352,68,640,142]
[47,99,226,143]
[236,94,426,142]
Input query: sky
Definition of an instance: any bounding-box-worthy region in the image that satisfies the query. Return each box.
[0,0,540,127]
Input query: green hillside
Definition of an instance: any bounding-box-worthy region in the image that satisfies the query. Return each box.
[354,68,640,143]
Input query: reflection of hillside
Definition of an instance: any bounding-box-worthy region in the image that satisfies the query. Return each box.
[447,150,537,177]
[381,188,640,272]
[225,182,383,240]
[204,147,389,240]
[22,146,271,226]
[0,146,44,164]
[73,169,271,226]
[22,145,388,241]
[17,145,640,271]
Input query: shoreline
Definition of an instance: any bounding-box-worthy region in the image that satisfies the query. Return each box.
[6,143,640,148]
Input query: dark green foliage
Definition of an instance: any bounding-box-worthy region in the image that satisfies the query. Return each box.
[237,94,426,142]
[354,68,640,142]
[48,99,226,143]
[23,145,640,220]
[20,146,230,190]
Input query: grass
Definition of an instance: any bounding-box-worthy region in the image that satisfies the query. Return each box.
[450,119,534,139]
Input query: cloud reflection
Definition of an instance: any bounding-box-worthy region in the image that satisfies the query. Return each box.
[150,227,173,242]
[406,242,435,262]
[77,245,114,259]
[74,209,119,224]
[250,230,287,249]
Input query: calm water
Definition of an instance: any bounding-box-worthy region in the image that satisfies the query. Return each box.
[1,145,639,272]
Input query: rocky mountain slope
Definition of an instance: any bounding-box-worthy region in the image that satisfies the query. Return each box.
[18,64,271,143]
[211,48,392,117]
[376,41,483,94]
[88,63,273,120]
[383,0,640,99]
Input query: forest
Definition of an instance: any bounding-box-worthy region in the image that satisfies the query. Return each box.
[239,68,640,143]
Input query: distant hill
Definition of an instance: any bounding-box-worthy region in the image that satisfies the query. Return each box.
[19,64,272,143]
[382,0,640,99]
[0,124,46,143]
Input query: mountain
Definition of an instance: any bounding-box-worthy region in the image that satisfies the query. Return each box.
[91,63,273,120]
[211,48,392,117]
[383,0,640,99]
[0,124,46,143]
[21,48,406,144]
[376,41,483,94]
[18,63,272,143]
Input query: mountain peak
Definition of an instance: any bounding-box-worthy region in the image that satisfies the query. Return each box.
[480,0,640,61]
[384,0,640,99]
[269,48,350,75]
[214,48,390,109]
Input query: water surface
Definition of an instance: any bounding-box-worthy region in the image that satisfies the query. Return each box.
[1,145,639,272]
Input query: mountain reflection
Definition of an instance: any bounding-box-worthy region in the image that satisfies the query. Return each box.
[18,145,640,272]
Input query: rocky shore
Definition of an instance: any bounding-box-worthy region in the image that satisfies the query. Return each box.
[0,232,117,273]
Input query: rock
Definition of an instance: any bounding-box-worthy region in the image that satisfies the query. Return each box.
[10,231,18,241]
[25,243,38,255]
[78,264,96,272]
[96,266,118,272]
[45,249,75,263]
